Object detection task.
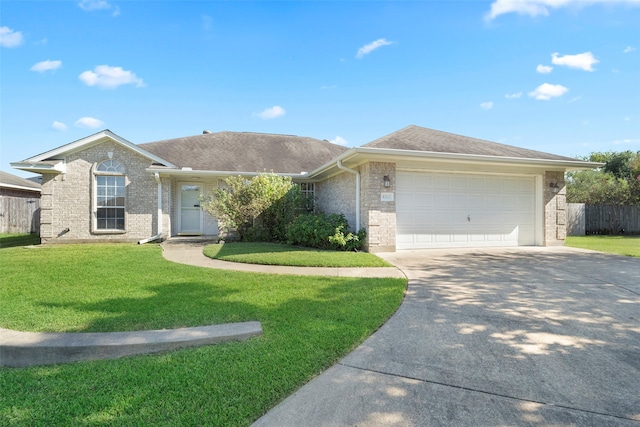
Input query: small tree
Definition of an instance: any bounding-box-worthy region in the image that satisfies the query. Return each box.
[567,150,640,205]
[201,173,307,241]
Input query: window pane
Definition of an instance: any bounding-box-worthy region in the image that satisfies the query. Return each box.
[96,171,125,230]
[97,160,125,173]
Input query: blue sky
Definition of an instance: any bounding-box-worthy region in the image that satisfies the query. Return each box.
[2,0,639,178]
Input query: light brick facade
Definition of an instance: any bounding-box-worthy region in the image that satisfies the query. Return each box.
[29,133,573,251]
[315,170,357,230]
[39,141,170,243]
[543,170,567,245]
[359,162,396,253]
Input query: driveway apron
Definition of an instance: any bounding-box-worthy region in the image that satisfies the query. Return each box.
[253,247,640,426]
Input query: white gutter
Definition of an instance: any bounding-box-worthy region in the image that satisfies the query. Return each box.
[336,160,360,231]
[0,183,41,193]
[146,168,312,180]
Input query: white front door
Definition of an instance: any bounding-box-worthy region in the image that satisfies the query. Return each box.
[179,183,203,234]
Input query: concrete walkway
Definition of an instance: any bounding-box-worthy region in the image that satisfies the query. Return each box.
[160,240,406,279]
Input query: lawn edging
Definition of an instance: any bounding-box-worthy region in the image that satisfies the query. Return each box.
[0,322,262,368]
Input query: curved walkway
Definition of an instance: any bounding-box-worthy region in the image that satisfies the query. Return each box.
[160,240,406,279]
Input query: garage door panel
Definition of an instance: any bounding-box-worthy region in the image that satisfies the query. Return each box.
[397,172,536,249]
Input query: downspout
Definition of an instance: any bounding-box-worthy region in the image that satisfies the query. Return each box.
[155,172,162,236]
[138,172,163,244]
[336,160,360,231]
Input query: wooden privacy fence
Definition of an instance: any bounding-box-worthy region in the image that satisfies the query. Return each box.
[0,194,40,234]
[567,204,640,235]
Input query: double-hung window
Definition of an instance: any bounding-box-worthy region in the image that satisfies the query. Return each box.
[95,160,126,231]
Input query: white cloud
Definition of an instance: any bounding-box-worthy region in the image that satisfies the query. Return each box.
[356,38,394,59]
[0,26,24,48]
[255,106,286,119]
[480,102,494,110]
[505,92,522,99]
[30,60,62,72]
[624,46,636,53]
[329,136,349,146]
[551,52,599,71]
[78,0,110,11]
[528,83,569,100]
[79,65,145,89]
[75,117,105,128]
[536,64,553,74]
[78,0,120,16]
[485,0,640,20]
[51,121,67,131]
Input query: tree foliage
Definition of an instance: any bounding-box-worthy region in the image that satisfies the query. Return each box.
[201,173,308,241]
[567,150,640,205]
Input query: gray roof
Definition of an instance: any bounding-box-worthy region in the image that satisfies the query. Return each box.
[139,131,348,173]
[0,171,41,191]
[363,125,580,161]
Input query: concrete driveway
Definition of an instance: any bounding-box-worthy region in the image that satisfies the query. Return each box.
[254,247,640,426]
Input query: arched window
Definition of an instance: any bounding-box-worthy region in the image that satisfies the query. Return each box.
[95,160,126,230]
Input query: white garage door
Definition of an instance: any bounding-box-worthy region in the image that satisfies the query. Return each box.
[396,172,535,249]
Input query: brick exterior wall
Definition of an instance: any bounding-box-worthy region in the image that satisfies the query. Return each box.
[39,141,162,243]
[315,162,397,253]
[315,171,357,230]
[360,162,396,253]
[543,170,566,245]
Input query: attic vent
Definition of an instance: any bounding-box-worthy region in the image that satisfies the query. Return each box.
[203,130,212,134]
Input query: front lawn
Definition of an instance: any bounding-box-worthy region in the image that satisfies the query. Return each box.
[204,242,392,267]
[565,235,640,257]
[0,244,406,426]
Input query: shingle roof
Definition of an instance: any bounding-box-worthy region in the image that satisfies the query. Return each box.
[0,171,41,191]
[139,131,348,173]
[363,125,580,161]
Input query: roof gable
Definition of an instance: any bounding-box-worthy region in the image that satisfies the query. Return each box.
[20,130,175,167]
[139,131,348,173]
[363,125,580,162]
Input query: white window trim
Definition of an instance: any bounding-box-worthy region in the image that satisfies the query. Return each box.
[92,160,127,234]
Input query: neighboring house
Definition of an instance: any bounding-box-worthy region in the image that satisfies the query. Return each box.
[11,125,599,252]
[0,171,41,234]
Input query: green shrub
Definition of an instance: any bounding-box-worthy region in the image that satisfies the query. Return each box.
[287,213,366,251]
[201,173,308,242]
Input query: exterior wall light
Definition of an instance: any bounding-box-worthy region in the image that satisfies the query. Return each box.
[549,182,560,193]
[383,175,391,188]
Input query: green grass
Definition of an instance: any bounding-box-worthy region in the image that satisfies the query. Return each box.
[0,233,40,248]
[0,244,406,426]
[204,242,392,267]
[565,235,640,257]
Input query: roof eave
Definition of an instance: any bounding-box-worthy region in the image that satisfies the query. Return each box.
[308,147,602,178]
[0,183,41,193]
[147,168,312,180]
[10,161,66,175]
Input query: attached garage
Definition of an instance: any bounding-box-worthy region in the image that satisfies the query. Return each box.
[396,171,537,249]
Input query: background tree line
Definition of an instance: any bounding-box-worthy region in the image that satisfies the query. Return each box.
[567,150,640,205]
